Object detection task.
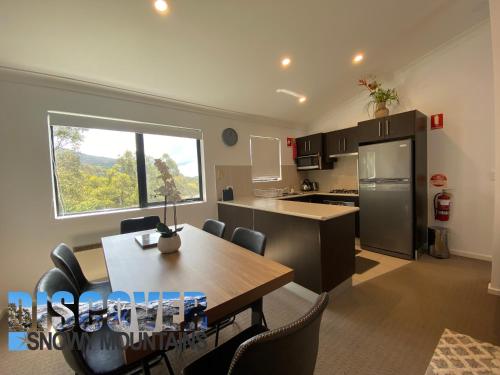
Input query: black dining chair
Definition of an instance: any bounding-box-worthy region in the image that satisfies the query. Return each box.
[202,219,226,238]
[230,227,266,256]
[51,243,112,300]
[214,227,268,346]
[36,268,174,375]
[120,215,161,234]
[183,292,329,375]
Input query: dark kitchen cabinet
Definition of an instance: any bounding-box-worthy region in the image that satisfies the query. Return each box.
[326,127,358,156]
[357,110,417,144]
[296,133,324,156]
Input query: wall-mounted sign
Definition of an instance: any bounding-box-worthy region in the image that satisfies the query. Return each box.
[430,173,447,187]
[287,137,294,147]
[431,113,444,130]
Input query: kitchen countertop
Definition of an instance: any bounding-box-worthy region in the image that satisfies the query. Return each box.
[218,196,359,221]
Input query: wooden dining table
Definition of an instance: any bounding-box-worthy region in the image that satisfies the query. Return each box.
[101,223,294,328]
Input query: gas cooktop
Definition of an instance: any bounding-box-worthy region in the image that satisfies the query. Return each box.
[329,189,359,195]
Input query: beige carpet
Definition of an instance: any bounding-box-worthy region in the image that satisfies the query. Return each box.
[1,254,499,375]
[425,329,500,374]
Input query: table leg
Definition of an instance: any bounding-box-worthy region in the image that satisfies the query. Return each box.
[250,298,263,326]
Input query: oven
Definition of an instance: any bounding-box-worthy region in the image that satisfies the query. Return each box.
[323,200,356,207]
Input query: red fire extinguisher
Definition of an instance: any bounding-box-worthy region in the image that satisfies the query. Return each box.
[434,190,451,221]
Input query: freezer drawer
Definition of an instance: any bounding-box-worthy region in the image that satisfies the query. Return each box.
[359,182,413,257]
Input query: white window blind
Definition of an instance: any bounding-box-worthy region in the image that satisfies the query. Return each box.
[250,136,282,182]
[48,111,203,140]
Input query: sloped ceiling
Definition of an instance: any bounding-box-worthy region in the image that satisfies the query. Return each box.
[0,0,490,127]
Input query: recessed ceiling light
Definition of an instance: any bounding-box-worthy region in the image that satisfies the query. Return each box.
[353,53,364,64]
[154,0,168,13]
[281,57,291,67]
[299,96,307,103]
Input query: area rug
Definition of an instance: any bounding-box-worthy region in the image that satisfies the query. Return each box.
[425,329,500,374]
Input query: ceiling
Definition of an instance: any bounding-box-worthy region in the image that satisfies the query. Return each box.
[0,0,490,126]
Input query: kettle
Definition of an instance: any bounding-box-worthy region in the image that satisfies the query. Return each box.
[302,179,313,191]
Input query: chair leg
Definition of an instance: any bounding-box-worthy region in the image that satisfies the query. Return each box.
[262,312,268,329]
[215,323,221,347]
[161,352,175,375]
[142,361,151,375]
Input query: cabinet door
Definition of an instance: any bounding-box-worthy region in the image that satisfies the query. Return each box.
[383,111,415,140]
[296,136,309,157]
[357,118,385,144]
[344,127,359,154]
[325,131,343,157]
[308,133,323,155]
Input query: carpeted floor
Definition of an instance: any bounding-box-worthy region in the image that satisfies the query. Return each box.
[1,254,499,375]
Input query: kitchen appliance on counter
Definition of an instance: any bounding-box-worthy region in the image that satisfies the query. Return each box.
[301,179,313,191]
[359,139,415,259]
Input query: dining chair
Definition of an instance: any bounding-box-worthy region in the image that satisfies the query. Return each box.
[36,268,174,375]
[183,292,329,375]
[120,215,161,234]
[230,227,266,256]
[214,227,268,346]
[202,219,226,238]
[51,243,112,300]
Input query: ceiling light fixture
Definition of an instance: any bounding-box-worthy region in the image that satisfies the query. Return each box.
[353,53,364,64]
[154,0,168,13]
[276,89,307,104]
[281,57,291,67]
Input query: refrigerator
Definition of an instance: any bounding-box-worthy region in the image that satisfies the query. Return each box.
[358,139,414,258]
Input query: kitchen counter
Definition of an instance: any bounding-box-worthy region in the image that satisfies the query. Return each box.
[218,196,359,221]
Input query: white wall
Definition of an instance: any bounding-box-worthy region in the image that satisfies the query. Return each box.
[310,21,495,260]
[0,69,302,308]
[489,0,500,295]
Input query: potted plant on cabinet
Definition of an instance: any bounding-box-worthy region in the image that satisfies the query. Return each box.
[154,158,183,254]
[358,78,399,118]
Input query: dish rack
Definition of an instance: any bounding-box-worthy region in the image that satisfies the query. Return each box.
[253,188,286,198]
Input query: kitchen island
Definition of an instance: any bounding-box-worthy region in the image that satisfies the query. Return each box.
[218,197,359,293]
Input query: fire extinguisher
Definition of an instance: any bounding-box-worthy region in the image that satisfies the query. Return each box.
[434,190,451,221]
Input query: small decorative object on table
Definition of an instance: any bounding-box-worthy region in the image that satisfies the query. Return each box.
[358,77,399,118]
[154,159,183,254]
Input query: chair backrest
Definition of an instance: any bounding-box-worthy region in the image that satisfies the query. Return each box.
[51,243,88,292]
[202,219,226,238]
[231,227,266,256]
[228,292,329,375]
[120,215,161,234]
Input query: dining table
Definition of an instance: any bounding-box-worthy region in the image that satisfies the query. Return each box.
[101,223,294,335]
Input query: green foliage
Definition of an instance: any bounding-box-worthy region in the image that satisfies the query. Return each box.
[358,78,399,105]
[53,127,200,216]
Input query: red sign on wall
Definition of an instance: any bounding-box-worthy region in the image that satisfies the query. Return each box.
[287,137,294,147]
[431,114,444,130]
[430,173,447,187]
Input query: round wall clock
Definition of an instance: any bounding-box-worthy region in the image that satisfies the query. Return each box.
[222,128,238,146]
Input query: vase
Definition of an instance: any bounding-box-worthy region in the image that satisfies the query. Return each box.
[374,102,389,118]
[157,234,181,254]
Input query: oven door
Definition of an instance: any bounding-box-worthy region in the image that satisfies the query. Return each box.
[296,154,321,170]
[323,200,355,207]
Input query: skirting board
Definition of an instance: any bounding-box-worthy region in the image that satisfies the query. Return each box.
[450,249,492,262]
[488,283,500,296]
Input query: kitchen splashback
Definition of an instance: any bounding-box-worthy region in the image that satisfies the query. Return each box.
[215,165,301,200]
[305,156,358,190]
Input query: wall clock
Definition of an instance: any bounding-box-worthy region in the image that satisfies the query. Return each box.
[222,128,238,146]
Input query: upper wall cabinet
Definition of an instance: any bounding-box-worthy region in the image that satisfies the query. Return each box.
[357,111,417,144]
[296,133,324,157]
[325,127,358,157]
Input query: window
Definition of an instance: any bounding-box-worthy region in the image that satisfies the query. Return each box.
[49,112,203,217]
[250,136,281,182]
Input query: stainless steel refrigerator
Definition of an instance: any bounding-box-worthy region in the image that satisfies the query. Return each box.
[358,139,414,258]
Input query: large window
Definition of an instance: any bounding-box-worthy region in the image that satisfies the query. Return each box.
[250,136,282,182]
[49,113,203,217]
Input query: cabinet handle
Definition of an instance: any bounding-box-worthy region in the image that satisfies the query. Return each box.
[343,138,346,152]
[378,122,382,137]
[308,141,311,152]
[304,142,307,152]
[386,119,390,135]
[338,139,341,152]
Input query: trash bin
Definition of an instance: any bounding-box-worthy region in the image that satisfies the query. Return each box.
[428,226,450,259]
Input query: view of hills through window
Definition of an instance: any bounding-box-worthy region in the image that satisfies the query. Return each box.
[51,126,201,216]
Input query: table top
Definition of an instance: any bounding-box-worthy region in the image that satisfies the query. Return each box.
[101,224,294,324]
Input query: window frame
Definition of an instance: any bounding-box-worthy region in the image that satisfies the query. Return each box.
[49,126,204,218]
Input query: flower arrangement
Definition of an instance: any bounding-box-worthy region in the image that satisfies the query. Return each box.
[358,78,399,118]
[154,158,182,238]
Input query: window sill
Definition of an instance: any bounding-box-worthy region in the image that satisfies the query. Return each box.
[55,199,206,220]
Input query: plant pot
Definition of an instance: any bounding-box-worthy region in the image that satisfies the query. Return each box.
[374,102,389,118]
[157,234,181,254]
